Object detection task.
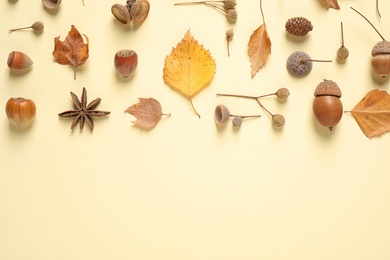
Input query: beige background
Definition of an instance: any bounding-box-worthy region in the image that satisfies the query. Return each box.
[1,0,390,259]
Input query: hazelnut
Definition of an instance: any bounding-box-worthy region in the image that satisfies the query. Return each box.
[114,50,138,78]
[5,97,36,128]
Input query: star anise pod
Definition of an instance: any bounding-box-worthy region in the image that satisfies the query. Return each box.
[58,87,110,131]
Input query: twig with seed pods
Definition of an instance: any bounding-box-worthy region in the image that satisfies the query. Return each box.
[216,88,290,127]
[174,0,237,21]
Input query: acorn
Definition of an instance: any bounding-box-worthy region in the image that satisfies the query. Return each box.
[351,7,390,78]
[371,41,390,78]
[285,17,313,37]
[7,51,33,70]
[114,50,138,78]
[313,80,343,131]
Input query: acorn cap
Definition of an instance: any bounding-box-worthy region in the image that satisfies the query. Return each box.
[371,41,390,56]
[314,80,342,97]
[285,17,313,37]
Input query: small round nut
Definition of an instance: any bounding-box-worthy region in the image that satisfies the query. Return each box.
[314,80,342,97]
[285,17,313,37]
[286,51,312,77]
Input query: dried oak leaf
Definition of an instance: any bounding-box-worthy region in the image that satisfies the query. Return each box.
[323,0,340,10]
[247,1,271,78]
[53,25,89,80]
[125,98,169,129]
[163,30,216,118]
[348,89,390,138]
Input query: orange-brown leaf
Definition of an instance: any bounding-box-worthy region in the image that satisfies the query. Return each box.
[125,98,165,129]
[53,25,89,79]
[349,89,390,138]
[163,30,216,117]
[248,24,271,78]
[324,0,340,10]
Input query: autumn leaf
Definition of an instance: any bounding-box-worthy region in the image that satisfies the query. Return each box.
[125,98,170,129]
[53,25,89,80]
[347,89,390,138]
[323,0,340,10]
[247,0,271,78]
[163,30,216,118]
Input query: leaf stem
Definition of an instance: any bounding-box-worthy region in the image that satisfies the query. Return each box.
[350,7,385,41]
[376,0,381,19]
[260,0,265,24]
[190,99,201,118]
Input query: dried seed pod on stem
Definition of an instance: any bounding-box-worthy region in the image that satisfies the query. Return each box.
[286,51,332,77]
[337,22,349,61]
[9,21,44,32]
[174,0,237,21]
[226,29,234,57]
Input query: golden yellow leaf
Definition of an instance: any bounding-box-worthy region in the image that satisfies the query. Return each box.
[163,30,216,117]
[248,23,271,78]
[348,89,390,138]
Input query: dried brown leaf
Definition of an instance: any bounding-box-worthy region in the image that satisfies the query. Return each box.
[163,30,216,117]
[348,89,390,138]
[324,0,340,10]
[53,25,89,79]
[248,24,271,77]
[125,98,167,129]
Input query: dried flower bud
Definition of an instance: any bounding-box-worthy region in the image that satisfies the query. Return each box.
[31,21,44,31]
[337,46,349,61]
[226,28,234,39]
[276,88,290,100]
[285,17,313,37]
[232,116,242,127]
[272,114,285,127]
[226,9,237,21]
[223,0,236,8]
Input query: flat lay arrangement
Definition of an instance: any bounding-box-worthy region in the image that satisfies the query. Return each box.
[1,1,390,259]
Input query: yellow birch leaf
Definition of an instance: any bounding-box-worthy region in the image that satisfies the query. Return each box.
[163,30,216,117]
[348,89,390,138]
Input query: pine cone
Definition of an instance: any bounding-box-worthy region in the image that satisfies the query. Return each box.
[285,17,313,37]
